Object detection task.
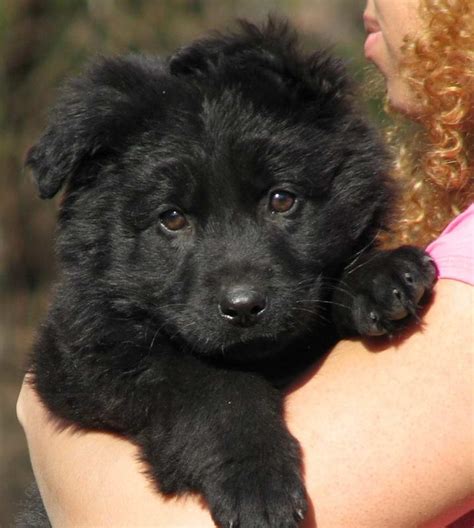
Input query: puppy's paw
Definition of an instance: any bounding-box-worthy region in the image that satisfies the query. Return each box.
[205,452,307,528]
[342,246,437,336]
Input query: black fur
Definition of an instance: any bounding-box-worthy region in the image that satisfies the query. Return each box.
[16,483,49,528]
[23,19,436,527]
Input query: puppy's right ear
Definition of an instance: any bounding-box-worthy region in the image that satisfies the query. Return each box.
[27,55,169,199]
[26,73,109,199]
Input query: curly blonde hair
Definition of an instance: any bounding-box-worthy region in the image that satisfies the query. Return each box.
[386,0,473,247]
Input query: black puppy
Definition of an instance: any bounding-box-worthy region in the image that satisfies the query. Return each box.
[23,19,435,527]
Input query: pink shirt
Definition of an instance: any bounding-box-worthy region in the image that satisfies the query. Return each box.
[426,204,474,286]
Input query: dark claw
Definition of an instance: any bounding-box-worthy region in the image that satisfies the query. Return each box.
[406,302,421,322]
[422,254,435,267]
[295,508,305,521]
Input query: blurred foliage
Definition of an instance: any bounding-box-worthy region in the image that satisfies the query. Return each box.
[0,0,368,524]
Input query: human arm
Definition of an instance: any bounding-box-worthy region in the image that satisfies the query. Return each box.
[17,279,474,527]
[288,278,474,527]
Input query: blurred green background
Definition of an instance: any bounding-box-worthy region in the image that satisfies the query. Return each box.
[0,0,369,523]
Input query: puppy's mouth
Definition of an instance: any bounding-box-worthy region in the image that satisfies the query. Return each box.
[221,334,290,357]
[219,334,293,362]
[183,327,298,363]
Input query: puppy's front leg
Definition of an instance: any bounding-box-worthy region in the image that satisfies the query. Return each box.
[137,355,307,528]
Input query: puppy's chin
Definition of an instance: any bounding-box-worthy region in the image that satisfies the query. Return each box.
[185,333,295,364]
[171,310,319,363]
[220,335,292,362]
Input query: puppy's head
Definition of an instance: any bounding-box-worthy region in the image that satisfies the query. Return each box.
[28,19,392,360]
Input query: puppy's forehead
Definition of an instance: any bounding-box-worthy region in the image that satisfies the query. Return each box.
[128,89,326,207]
[199,93,315,188]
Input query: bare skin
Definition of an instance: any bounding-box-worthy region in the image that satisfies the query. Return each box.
[364,0,422,112]
[17,279,474,527]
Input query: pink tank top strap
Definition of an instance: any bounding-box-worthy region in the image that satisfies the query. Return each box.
[426,204,474,286]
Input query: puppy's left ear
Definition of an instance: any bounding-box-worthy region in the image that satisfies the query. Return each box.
[27,55,169,199]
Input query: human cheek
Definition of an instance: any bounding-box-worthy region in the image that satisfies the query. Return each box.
[383,28,406,74]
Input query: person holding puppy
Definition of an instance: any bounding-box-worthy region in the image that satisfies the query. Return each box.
[17,0,473,526]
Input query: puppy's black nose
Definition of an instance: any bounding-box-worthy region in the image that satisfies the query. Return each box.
[219,286,267,327]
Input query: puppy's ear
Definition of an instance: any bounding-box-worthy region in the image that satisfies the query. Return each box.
[27,55,168,199]
[169,16,352,107]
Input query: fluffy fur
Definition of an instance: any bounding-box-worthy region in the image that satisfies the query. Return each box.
[22,19,435,527]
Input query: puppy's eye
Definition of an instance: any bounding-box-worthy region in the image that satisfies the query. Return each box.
[269,190,296,213]
[159,209,188,231]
